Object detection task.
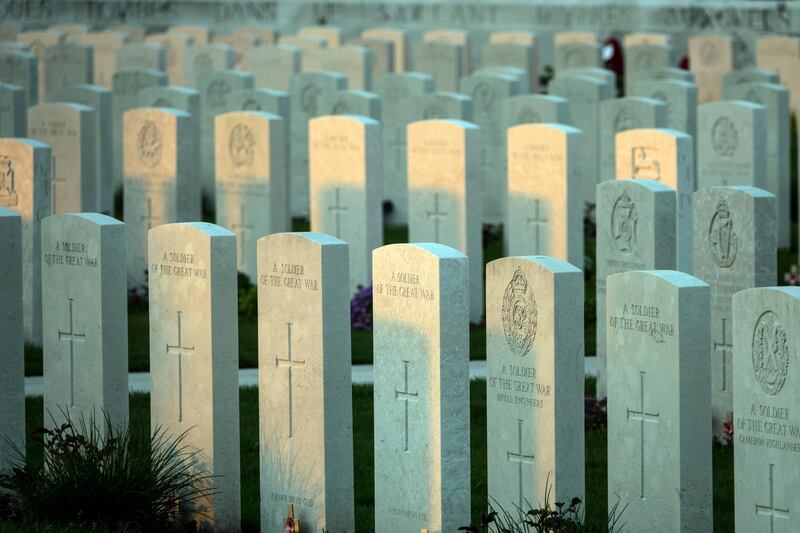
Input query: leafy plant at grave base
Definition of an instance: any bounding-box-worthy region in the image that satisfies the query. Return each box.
[0,411,213,532]
[351,284,373,332]
[459,487,625,533]
[238,271,258,319]
[584,396,607,431]
[128,269,149,310]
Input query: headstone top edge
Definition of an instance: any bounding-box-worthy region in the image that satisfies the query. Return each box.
[44,212,124,227]
[218,110,283,122]
[509,122,580,135]
[126,107,192,119]
[149,222,235,239]
[489,255,582,275]
[616,128,692,141]
[32,102,94,113]
[701,99,767,112]
[311,114,379,127]
[695,185,775,199]
[376,242,466,260]
[599,178,675,194]
[263,231,347,248]
[609,269,709,289]
[0,206,21,218]
[411,118,478,130]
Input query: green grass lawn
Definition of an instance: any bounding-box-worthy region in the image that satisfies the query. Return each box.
[8,379,734,532]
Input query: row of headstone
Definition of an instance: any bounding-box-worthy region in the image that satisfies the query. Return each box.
[1,205,793,530]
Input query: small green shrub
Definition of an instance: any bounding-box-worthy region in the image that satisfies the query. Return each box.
[1,412,212,532]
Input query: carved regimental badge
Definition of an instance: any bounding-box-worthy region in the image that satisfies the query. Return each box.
[516,109,541,125]
[502,267,537,357]
[423,103,445,120]
[241,99,261,111]
[0,155,18,206]
[471,81,496,113]
[611,192,638,253]
[192,53,213,73]
[708,199,737,268]
[752,311,790,396]
[613,107,639,134]
[633,50,654,69]
[138,120,163,168]
[153,98,173,108]
[699,41,720,67]
[711,116,738,157]
[300,84,321,115]
[564,47,586,68]
[332,100,351,115]
[228,123,255,168]
[207,80,230,108]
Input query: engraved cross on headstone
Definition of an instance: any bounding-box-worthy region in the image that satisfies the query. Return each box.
[58,297,85,407]
[426,192,448,242]
[328,187,348,238]
[165,311,195,423]
[275,322,306,438]
[507,418,535,512]
[713,317,733,392]
[526,198,548,253]
[626,370,660,499]
[231,204,253,269]
[140,196,155,230]
[756,463,790,533]
[395,360,419,452]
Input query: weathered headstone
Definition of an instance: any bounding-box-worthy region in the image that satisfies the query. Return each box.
[298,26,343,47]
[555,41,601,72]
[373,242,470,532]
[246,44,299,91]
[560,66,617,88]
[215,111,288,281]
[624,42,672,96]
[0,82,25,137]
[694,186,776,442]
[507,124,583,266]
[18,30,64,104]
[487,255,584,515]
[318,89,380,119]
[756,34,800,112]
[375,72,434,225]
[600,97,667,182]
[198,69,254,205]
[502,94,570,131]
[213,33,259,70]
[43,42,92,102]
[689,35,734,103]
[42,213,128,429]
[319,44,373,90]
[607,269,712,531]
[697,100,767,190]
[309,115,382,292]
[258,232,354,532]
[481,40,538,94]
[78,31,128,89]
[112,69,167,193]
[145,32,193,86]
[148,222,240,531]
[419,91,472,121]
[407,119,482,322]
[362,27,407,71]
[228,87,289,115]
[0,49,36,107]
[289,71,346,217]
[0,139,51,345]
[0,207,24,470]
[478,65,530,95]
[279,34,326,73]
[733,286,800,533]
[460,70,523,224]
[28,102,96,213]
[423,28,471,74]
[123,108,196,288]
[349,37,394,80]
[52,84,113,214]
[632,79,698,139]
[616,128,694,273]
[721,68,778,94]
[595,179,676,397]
[549,74,614,204]
[117,43,166,72]
[723,82,790,249]
[185,44,235,86]
[413,41,463,92]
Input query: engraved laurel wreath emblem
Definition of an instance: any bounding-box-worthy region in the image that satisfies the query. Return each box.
[611,192,638,254]
[752,311,790,396]
[711,116,738,156]
[137,120,163,168]
[502,267,537,357]
[708,199,738,268]
[228,123,255,168]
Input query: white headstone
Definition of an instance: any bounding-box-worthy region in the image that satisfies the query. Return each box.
[419,91,472,121]
[595,179,676,397]
[148,222,240,531]
[607,270,712,532]
[632,79,698,139]
[298,26,343,47]
[279,34,326,73]
[694,186,776,440]
[481,40,539,94]
[689,35,734,103]
[373,242,470,532]
[257,231,354,532]
[185,44,235,86]
[487,256,584,514]
[422,28,470,74]
[413,41,463,92]
[362,27,408,72]
[319,44,373,90]
[0,82,25,137]
[0,49,36,106]
[145,32,193,86]
[78,31,128,89]
[116,42,166,72]
[407,119,483,323]
[600,96,667,182]
[0,207,24,470]
[43,42,92,102]
[246,44,299,91]
[507,123,583,267]
[17,30,64,104]
[42,213,128,429]
[309,115,382,292]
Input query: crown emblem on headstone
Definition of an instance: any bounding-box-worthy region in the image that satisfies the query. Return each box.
[0,155,18,207]
[752,310,790,396]
[502,266,537,357]
[708,198,737,268]
[611,192,638,254]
